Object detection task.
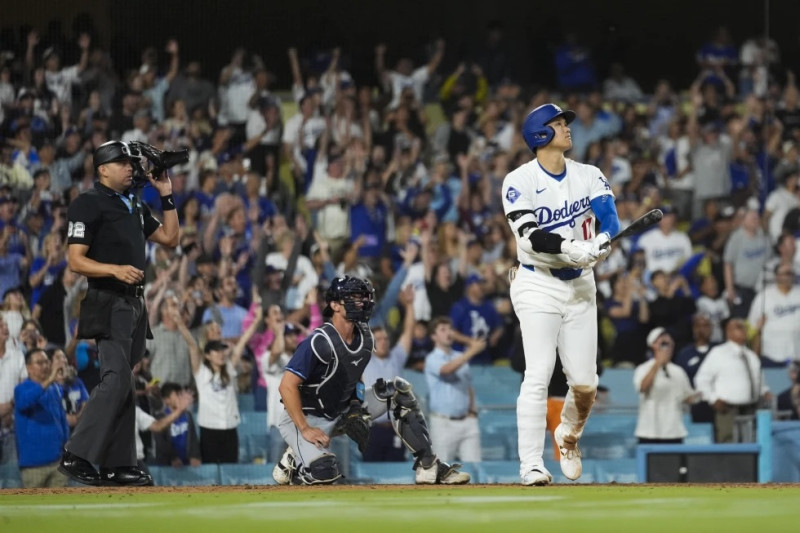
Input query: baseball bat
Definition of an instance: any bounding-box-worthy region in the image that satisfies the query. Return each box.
[602,209,663,248]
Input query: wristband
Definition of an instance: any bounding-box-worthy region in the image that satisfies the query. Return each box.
[160,194,176,211]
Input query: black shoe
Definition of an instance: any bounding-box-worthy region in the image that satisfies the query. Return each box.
[58,449,102,486]
[99,466,154,486]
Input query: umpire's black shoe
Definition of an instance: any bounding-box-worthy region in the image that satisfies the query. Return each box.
[99,466,154,487]
[58,449,102,486]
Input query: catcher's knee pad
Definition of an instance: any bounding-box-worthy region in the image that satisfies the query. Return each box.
[295,454,341,485]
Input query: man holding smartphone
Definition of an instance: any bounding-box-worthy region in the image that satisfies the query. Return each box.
[633,327,697,444]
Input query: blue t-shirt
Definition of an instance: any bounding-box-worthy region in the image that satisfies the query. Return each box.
[14,380,69,467]
[29,258,67,307]
[164,407,191,464]
[350,202,387,258]
[57,378,89,416]
[449,298,502,365]
[202,303,249,340]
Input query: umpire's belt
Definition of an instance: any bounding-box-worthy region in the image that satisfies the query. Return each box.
[521,264,582,281]
[89,279,145,298]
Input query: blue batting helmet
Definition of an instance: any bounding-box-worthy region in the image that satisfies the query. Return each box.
[522,103,576,151]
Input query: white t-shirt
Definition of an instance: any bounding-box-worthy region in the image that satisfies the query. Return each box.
[265,252,318,310]
[220,67,255,124]
[134,406,156,461]
[263,351,291,430]
[0,346,27,405]
[501,158,614,270]
[402,262,432,321]
[765,188,799,243]
[747,285,800,363]
[633,360,694,439]
[195,360,240,430]
[245,109,281,145]
[388,67,429,109]
[696,295,730,343]
[306,161,354,240]
[45,65,80,104]
[636,229,692,274]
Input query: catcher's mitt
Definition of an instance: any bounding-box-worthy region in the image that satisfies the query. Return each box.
[337,401,371,453]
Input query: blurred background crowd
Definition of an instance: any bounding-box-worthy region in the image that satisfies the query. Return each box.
[1,6,800,483]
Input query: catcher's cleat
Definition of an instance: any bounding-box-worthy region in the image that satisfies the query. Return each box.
[414,457,470,485]
[554,424,582,480]
[272,448,296,485]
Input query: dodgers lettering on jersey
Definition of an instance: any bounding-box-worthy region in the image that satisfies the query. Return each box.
[502,158,614,269]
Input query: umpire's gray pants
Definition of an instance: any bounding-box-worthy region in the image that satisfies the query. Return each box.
[67,294,147,468]
[277,387,389,468]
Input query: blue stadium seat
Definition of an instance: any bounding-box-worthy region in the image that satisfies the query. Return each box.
[685,423,714,445]
[593,458,638,483]
[477,460,519,483]
[240,433,270,463]
[598,369,639,408]
[150,464,221,486]
[219,463,276,485]
[580,432,634,459]
[481,432,509,461]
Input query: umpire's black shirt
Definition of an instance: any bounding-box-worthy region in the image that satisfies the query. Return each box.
[66,182,161,273]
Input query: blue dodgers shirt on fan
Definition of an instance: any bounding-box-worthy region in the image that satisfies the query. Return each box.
[164,407,191,463]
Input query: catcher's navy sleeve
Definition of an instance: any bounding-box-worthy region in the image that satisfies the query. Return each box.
[590,195,621,237]
[285,337,315,380]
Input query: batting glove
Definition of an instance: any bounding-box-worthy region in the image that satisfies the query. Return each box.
[589,232,612,260]
[561,239,596,267]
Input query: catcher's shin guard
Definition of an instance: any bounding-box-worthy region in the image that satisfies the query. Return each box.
[373,377,434,460]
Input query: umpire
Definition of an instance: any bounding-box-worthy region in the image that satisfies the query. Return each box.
[58,140,179,486]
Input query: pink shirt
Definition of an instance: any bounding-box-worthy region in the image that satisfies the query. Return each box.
[243,302,322,388]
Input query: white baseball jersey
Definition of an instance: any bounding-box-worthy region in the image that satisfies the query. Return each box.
[747,285,800,363]
[502,158,614,270]
[636,229,692,274]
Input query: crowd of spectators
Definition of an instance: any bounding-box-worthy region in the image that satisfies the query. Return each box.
[2,20,800,483]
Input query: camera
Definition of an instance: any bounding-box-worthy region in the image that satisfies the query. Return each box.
[659,340,671,349]
[128,141,189,188]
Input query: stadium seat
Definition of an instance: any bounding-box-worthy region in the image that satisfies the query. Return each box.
[150,464,221,486]
[477,460,519,484]
[593,458,638,483]
[219,463,276,485]
[580,432,634,459]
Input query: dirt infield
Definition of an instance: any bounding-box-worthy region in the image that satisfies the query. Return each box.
[1,482,783,496]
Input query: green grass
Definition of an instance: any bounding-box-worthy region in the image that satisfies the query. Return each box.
[1,485,798,533]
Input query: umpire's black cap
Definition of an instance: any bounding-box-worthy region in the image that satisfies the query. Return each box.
[93,140,139,168]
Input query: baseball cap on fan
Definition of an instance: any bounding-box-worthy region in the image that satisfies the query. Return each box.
[204,340,228,353]
[646,327,667,347]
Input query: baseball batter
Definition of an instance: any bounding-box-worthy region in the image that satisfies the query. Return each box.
[502,104,621,485]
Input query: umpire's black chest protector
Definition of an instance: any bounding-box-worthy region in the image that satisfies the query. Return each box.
[300,322,374,419]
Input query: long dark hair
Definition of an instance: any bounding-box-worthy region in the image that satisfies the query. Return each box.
[203,352,231,388]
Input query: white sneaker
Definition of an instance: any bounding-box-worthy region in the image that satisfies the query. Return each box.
[415,458,471,485]
[521,466,553,486]
[272,448,296,485]
[554,424,582,480]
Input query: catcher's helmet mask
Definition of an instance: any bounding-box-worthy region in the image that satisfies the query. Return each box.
[522,103,576,151]
[323,276,375,323]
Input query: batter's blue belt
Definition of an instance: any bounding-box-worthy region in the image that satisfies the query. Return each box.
[521,263,583,281]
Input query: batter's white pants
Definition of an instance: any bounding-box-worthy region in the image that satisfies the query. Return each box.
[429,414,481,463]
[510,265,599,475]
